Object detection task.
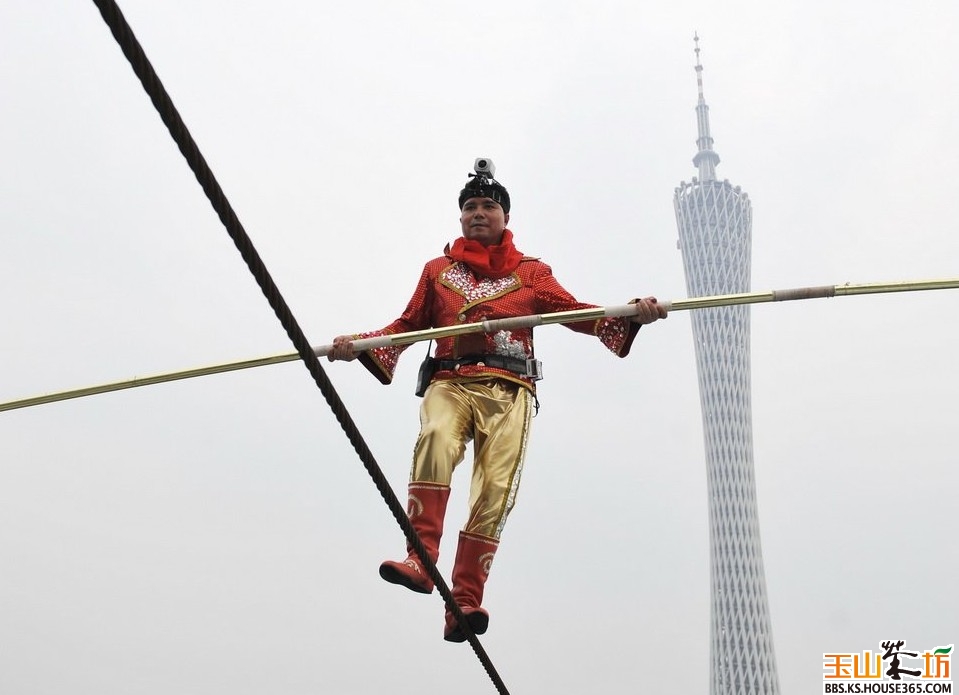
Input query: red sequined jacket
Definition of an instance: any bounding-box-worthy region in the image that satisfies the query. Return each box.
[355,252,640,391]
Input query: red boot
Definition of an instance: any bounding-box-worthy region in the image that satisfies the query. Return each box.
[379,483,450,594]
[443,532,499,642]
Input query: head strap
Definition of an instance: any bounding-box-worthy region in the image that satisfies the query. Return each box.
[458,174,510,213]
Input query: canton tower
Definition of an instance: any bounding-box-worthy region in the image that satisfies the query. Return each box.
[673,36,780,695]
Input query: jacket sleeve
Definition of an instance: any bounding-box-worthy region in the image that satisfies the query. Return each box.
[355,262,436,384]
[531,261,640,357]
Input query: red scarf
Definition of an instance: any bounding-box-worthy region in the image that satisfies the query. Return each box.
[448,229,524,279]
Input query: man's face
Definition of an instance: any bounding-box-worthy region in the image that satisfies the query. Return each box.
[460,196,509,247]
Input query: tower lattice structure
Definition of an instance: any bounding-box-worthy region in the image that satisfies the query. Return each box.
[673,36,781,695]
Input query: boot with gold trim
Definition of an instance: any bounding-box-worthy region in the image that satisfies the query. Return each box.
[379,483,450,594]
[443,531,499,642]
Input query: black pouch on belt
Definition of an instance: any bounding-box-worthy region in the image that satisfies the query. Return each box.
[414,341,437,397]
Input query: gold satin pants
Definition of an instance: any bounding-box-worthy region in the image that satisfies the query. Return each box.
[411,379,533,540]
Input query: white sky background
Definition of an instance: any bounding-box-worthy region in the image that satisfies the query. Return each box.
[1,1,956,693]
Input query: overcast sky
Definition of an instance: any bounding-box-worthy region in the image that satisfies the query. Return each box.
[1,1,956,693]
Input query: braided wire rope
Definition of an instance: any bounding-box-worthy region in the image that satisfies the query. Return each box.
[89,2,511,692]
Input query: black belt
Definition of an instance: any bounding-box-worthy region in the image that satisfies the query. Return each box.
[435,354,543,381]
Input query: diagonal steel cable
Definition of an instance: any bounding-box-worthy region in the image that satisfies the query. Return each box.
[88,1,511,691]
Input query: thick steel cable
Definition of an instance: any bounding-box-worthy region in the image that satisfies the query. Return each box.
[88,1,510,691]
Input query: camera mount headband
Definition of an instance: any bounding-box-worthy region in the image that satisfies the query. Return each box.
[458,176,510,214]
[459,158,510,214]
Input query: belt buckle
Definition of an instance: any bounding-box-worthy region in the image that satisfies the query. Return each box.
[525,358,544,381]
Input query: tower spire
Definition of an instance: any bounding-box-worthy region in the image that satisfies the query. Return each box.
[692,32,721,182]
